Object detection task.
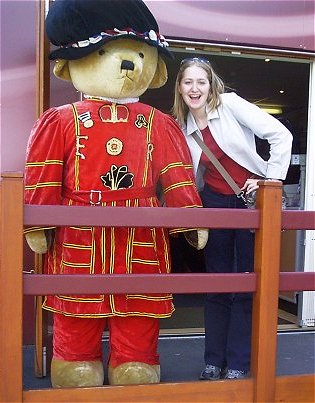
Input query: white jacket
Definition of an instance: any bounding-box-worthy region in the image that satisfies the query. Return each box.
[182,92,293,190]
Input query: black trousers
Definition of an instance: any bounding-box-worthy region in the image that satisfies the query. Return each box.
[201,185,254,371]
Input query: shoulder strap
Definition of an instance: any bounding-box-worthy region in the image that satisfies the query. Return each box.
[191,132,245,201]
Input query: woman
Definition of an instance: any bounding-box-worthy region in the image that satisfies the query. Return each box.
[172,57,292,380]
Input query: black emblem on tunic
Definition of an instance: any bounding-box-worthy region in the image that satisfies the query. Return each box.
[100,165,134,190]
[135,114,149,128]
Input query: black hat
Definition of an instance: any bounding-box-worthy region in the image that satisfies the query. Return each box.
[45,0,173,60]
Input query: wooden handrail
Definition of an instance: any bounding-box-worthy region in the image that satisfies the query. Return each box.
[282,210,315,230]
[22,273,257,295]
[23,205,314,230]
[24,205,260,228]
[22,272,315,295]
[21,374,315,403]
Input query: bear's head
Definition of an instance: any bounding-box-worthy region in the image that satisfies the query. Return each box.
[45,0,172,99]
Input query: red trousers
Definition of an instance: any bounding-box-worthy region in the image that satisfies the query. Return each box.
[52,313,160,367]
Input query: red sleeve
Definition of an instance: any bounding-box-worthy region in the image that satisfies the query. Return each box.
[154,113,202,233]
[24,107,65,208]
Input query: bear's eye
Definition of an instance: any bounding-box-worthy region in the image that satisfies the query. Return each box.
[139,52,144,59]
[98,49,106,56]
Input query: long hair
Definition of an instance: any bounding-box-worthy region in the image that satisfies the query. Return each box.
[171,58,225,127]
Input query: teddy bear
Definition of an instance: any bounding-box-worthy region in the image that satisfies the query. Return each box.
[24,0,208,388]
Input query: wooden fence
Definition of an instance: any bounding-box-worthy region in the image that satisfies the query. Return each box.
[0,172,314,402]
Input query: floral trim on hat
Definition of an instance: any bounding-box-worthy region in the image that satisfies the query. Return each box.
[62,27,169,50]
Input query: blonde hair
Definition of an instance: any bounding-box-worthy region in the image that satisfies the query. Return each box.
[172,58,225,127]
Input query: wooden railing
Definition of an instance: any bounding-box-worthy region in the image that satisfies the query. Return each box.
[0,172,314,403]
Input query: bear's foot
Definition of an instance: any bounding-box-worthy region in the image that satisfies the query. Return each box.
[108,362,160,385]
[51,358,104,388]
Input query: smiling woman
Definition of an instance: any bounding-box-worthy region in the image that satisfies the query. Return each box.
[138,6,315,366]
[171,56,293,380]
[140,48,312,328]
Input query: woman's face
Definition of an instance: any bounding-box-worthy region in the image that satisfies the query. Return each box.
[178,65,210,113]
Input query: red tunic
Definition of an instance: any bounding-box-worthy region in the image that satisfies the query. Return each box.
[25,99,202,318]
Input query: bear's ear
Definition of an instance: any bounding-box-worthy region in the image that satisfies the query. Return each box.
[53,59,72,81]
[148,56,168,89]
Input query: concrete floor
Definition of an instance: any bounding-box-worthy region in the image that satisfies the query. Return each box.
[23,330,315,389]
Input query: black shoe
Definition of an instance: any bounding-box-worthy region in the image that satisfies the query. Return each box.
[199,365,221,381]
[224,369,249,379]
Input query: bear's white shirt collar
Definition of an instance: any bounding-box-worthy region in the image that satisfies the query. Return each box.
[84,94,139,104]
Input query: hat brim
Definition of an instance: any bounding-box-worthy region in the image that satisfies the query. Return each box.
[49,34,174,60]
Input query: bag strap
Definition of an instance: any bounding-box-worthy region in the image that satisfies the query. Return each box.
[191,131,246,203]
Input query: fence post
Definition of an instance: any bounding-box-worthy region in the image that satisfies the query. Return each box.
[251,180,283,403]
[34,0,51,378]
[0,172,24,403]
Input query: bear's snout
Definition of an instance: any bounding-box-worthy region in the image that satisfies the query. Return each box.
[121,60,135,71]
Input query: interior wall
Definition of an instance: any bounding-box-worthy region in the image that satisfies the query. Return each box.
[1,1,37,173]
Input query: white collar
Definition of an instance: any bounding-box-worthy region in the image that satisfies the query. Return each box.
[84,94,139,104]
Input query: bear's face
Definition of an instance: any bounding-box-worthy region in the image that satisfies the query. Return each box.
[66,38,160,99]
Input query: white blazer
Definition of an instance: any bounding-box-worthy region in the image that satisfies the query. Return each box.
[182,92,293,191]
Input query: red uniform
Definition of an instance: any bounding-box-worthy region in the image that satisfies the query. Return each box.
[25,99,202,319]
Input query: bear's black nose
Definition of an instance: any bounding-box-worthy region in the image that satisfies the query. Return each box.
[121,60,135,71]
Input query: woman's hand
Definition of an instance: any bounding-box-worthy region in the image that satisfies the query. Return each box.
[241,178,260,195]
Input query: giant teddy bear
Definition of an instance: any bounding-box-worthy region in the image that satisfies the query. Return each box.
[24,0,207,388]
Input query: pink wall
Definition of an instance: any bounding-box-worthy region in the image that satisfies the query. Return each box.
[1,1,37,173]
[145,0,315,52]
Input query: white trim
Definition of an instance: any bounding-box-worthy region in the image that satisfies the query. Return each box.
[299,61,315,327]
[168,39,315,59]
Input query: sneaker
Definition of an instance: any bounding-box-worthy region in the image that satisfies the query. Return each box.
[224,369,249,379]
[199,365,221,381]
